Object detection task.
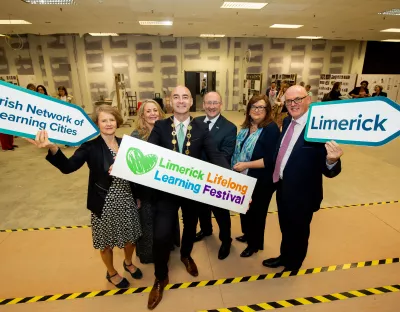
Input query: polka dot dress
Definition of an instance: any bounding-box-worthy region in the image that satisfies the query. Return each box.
[91,148,142,250]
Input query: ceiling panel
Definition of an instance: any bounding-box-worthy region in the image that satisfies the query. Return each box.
[0,0,398,40]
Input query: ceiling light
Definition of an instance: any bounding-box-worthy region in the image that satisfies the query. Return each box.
[0,20,31,24]
[139,21,173,26]
[380,28,400,33]
[221,2,268,9]
[0,34,5,37]
[381,39,400,42]
[378,9,400,16]
[200,34,226,37]
[270,24,303,29]
[297,36,323,39]
[89,33,119,36]
[22,0,75,3]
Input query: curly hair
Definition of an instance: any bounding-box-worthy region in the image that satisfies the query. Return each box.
[136,99,166,140]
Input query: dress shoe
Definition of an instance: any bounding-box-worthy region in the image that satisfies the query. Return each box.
[195,231,212,242]
[240,246,258,257]
[218,243,231,260]
[262,256,284,268]
[148,278,169,310]
[181,257,199,277]
[235,235,247,243]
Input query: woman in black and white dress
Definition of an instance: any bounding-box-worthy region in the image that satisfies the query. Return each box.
[27,105,143,289]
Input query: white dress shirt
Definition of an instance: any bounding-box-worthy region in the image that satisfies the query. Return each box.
[204,114,220,131]
[174,116,191,136]
[279,112,337,179]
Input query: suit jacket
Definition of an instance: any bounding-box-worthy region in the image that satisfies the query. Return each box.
[276,116,342,212]
[194,115,237,163]
[148,116,230,169]
[246,122,280,184]
[46,135,132,218]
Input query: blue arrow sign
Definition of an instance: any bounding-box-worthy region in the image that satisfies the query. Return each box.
[0,80,99,145]
[305,97,400,146]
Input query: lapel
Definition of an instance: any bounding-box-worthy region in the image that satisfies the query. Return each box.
[96,135,115,173]
[210,115,223,135]
[284,123,306,167]
[182,116,194,154]
[275,118,290,158]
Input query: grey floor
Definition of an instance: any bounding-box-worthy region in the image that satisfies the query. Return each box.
[1,111,399,230]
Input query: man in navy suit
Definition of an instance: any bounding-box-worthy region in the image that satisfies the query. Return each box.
[194,91,237,260]
[147,86,229,310]
[262,85,343,272]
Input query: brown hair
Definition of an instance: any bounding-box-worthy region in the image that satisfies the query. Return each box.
[135,99,166,140]
[92,105,123,127]
[332,82,341,91]
[241,94,273,129]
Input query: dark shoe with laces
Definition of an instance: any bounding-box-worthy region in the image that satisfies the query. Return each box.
[240,246,258,257]
[235,235,247,243]
[262,256,284,268]
[148,278,169,310]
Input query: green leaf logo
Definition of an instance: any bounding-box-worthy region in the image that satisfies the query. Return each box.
[126,147,158,175]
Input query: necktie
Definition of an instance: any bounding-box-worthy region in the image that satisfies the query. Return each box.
[206,120,212,131]
[272,120,297,182]
[177,123,185,153]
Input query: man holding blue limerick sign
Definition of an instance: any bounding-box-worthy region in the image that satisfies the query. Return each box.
[146,86,229,310]
[262,85,344,272]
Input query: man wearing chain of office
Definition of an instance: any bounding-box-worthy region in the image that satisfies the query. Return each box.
[146,85,229,310]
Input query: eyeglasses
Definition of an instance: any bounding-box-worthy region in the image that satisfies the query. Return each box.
[250,105,267,112]
[284,95,308,106]
[204,101,222,106]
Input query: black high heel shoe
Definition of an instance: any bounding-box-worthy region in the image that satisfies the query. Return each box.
[123,261,143,279]
[106,272,130,288]
[240,246,258,257]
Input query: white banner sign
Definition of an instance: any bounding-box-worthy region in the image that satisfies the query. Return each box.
[0,81,99,145]
[111,135,257,214]
[305,97,400,146]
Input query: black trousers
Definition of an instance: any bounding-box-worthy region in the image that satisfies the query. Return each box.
[276,182,314,270]
[153,193,198,280]
[240,182,274,250]
[197,204,232,244]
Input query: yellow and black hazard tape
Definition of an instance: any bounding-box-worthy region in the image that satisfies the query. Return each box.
[233,199,400,217]
[1,200,398,233]
[199,284,400,312]
[319,199,399,211]
[0,257,398,306]
[0,225,91,233]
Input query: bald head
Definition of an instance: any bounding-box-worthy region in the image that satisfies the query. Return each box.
[285,85,308,98]
[170,85,193,116]
[171,85,192,99]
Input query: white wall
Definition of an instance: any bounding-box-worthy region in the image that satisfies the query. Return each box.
[0,35,366,112]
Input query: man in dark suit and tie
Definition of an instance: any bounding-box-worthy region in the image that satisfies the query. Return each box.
[262,85,343,272]
[147,86,229,310]
[194,91,237,260]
